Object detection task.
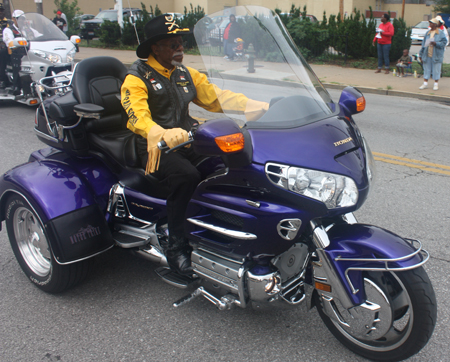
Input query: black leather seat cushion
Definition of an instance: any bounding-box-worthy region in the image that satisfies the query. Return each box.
[71,56,169,198]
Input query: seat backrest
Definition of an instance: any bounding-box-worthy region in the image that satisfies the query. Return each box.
[72,56,129,132]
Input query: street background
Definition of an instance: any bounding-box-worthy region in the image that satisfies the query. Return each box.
[0,48,449,361]
[74,45,450,103]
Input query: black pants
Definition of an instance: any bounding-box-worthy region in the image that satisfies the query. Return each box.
[138,138,203,250]
[0,45,9,83]
[10,51,23,89]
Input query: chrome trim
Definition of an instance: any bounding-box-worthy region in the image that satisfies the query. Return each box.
[198,167,229,186]
[277,218,302,240]
[310,221,330,248]
[34,127,59,143]
[197,247,245,264]
[342,212,358,224]
[107,183,153,225]
[173,286,240,310]
[311,222,354,309]
[247,270,281,302]
[133,245,168,267]
[279,269,306,305]
[246,200,260,208]
[187,218,257,240]
[336,238,429,294]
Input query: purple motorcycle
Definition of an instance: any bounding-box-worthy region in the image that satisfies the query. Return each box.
[0,6,436,361]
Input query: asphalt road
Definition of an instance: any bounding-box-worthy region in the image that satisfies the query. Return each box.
[0,90,449,362]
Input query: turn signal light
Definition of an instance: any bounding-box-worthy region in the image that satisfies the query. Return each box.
[356,96,366,112]
[76,38,81,44]
[315,281,332,293]
[215,133,244,153]
[29,99,38,105]
[18,40,28,46]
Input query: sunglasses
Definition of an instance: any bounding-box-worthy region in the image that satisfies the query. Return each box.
[157,40,186,50]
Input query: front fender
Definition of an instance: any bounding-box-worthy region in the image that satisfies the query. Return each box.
[320,223,428,306]
[0,159,116,263]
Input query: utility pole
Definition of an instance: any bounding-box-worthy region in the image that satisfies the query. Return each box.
[3,0,11,18]
[339,0,344,21]
[116,0,123,29]
[401,0,405,19]
[35,0,43,15]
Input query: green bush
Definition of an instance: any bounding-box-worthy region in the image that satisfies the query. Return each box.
[100,20,121,47]
[178,4,205,49]
[390,17,411,62]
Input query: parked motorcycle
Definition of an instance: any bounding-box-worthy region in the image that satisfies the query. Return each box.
[0,6,436,361]
[0,12,79,106]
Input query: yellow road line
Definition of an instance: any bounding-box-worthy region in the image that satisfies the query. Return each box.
[373,152,450,176]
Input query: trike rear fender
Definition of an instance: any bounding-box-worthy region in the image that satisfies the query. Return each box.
[0,160,115,263]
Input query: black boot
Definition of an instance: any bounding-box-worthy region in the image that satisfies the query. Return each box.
[166,248,193,276]
[12,87,21,95]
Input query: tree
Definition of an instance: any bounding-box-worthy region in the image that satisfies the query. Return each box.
[53,0,81,36]
[433,0,450,14]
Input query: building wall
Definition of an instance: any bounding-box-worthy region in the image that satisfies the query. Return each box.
[12,0,436,26]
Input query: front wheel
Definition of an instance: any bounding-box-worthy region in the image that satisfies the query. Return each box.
[5,194,91,293]
[315,268,436,361]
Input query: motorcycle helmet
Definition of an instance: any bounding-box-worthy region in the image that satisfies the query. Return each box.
[12,9,25,18]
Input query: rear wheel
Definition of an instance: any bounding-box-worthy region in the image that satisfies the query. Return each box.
[5,194,91,293]
[315,268,436,361]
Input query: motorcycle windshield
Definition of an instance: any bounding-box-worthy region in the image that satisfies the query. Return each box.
[193,6,335,129]
[18,13,68,42]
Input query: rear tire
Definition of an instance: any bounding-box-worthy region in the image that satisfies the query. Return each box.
[5,194,91,293]
[315,268,437,361]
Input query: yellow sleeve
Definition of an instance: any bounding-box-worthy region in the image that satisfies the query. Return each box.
[188,66,248,113]
[121,74,157,139]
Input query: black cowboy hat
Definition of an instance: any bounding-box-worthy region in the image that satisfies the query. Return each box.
[136,14,192,59]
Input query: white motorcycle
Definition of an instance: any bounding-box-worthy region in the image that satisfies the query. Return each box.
[0,12,79,106]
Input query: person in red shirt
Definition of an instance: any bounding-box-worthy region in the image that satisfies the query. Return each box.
[373,14,395,74]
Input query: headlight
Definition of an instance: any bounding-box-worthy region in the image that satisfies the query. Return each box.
[31,50,62,63]
[66,48,76,63]
[265,163,358,209]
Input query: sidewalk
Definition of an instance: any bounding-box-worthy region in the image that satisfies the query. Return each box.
[75,47,450,103]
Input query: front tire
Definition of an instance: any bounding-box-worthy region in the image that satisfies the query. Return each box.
[5,194,91,293]
[315,268,437,361]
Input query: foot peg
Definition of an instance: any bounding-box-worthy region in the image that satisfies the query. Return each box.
[155,267,197,289]
[173,286,240,310]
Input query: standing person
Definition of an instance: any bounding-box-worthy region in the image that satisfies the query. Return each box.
[2,10,26,95]
[121,14,267,275]
[53,10,66,32]
[58,9,68,34]
[373,13,395,74]
[223,14,240,60]
[435,15,449,47]
[0,2,10,89]
[418,18,447,91]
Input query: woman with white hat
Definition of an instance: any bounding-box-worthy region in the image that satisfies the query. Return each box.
[418,18,447,91]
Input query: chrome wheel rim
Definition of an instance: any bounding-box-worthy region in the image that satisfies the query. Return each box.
[329,273,413,352]
[13,206,51,277]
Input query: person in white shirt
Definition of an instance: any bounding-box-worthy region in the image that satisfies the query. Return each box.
[58,9,68,33]
[435,15,449,47]
[3,10,41,94]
